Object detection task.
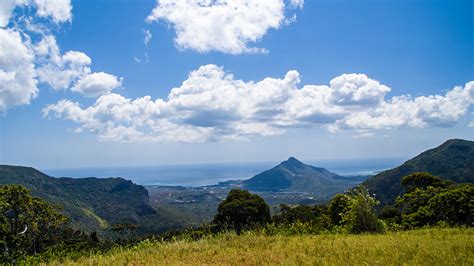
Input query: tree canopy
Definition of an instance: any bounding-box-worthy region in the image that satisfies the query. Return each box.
[212,189,271,233]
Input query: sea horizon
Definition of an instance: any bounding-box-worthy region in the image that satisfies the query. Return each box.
[41,157,405,187]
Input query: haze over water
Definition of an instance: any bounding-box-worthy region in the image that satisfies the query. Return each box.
[43,158,403,187]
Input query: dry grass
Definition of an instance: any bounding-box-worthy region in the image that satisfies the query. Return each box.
[48,228,473,265]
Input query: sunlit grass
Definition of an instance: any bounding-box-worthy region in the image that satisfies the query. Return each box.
[46,228,473,265]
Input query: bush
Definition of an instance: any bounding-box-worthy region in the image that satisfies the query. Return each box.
[342,187,384,233]
[212,189,271,233]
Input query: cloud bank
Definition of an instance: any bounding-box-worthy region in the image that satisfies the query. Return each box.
[0,1,122,112]
[44,64,474,143]
[146,0,303,54]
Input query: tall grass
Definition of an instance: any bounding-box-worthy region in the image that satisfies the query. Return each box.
[41,228,473,265]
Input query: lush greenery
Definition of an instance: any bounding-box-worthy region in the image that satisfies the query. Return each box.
[364,139,474,205]
[0,185,118,264]
[212,189,271,233]
[1,169,472,264]
[40,228,474,265]
[1,142,472,265]
[381,172,473,228]
[0,185,66,263]
[0,165,189,236]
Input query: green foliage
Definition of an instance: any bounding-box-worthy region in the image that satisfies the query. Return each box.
[341,186,384,233]
[0,165,190,237]
[364,139,474,206]
[328,194,351,225]
[382,172,473,228]
[401,172,444,192]
[272,204,331,231]
[273,204,316,224]
[428,184,473,225]
[0,185,67,263]
[213,189,271,233]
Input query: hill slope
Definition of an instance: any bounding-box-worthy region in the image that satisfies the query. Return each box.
[364,139,474,205]
[0,165,187,235]
[243,157,364,196]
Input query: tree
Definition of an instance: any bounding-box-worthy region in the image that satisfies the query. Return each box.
[341,187,384,233]
[0,185,67,263]
[427,184,473,226]
[328,194,351,225]
[213,189,270,233]
[383,173,473,228]
[401,172,445,192]
[273,205,317,224]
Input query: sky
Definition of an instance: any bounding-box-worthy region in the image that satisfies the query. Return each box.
[0,0,473,169]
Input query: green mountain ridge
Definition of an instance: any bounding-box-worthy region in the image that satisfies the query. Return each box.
[0,165,187,236]
[364,138,474,205]
[243,157,364,196]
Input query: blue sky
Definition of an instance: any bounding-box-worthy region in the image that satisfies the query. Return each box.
[0,0,473,169]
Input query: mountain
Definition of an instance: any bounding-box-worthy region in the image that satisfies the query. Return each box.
[242,157,365,196]
[364,139,474,205]
[0,165,188,236]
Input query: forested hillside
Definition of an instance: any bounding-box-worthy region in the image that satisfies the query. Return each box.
[364,139,474,205]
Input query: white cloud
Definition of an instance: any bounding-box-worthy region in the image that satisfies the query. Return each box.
[71,72,122,97]
[0,28,38,112]
[0,0,122,112]
[33,0,72,24]
[146,0,303,54]
[289,0,304,9]
[144,29,152,45]
[43,65,474,143]
[34,35,121,97]
[35,35,92,90]
[0,0,72,27]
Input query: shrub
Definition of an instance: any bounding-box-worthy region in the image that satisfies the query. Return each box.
[342,187,384,233]
[212,189,271,233]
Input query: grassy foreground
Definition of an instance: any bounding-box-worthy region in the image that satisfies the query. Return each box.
[47,228,473,265]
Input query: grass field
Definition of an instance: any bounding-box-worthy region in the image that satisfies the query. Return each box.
[47,228,473,265]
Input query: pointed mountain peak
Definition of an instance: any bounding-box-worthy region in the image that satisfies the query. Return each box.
[280,157,304,167]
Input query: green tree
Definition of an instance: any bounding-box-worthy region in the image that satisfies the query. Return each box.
[213,189,270,233]
[384,173,473,228]
[427,184,473,226]
[273,205,317,224]
[328,194,351,225]
[0,185,67,263]
[401,172,446,192]
[341,187,384,233]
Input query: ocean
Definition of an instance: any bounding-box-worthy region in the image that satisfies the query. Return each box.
[42,158,404,187]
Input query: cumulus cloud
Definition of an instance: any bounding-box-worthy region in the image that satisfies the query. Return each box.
[71,72,122,97]
[0,28,38,112]
[43,65,474,143]
[146,0,303,54]
[0,2,122,111]
[35,35,92,90]
[34,35,122,97]
[0,0,72,27]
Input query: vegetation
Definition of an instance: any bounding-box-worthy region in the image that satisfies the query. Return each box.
[0,185,67,262]
[41,228,474,265]
[212,189,271,233]
[0,185,116,264]
[0,165,189,236]
[1,138,473,265]
[381,172,473,228]
[364,139,474,205]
